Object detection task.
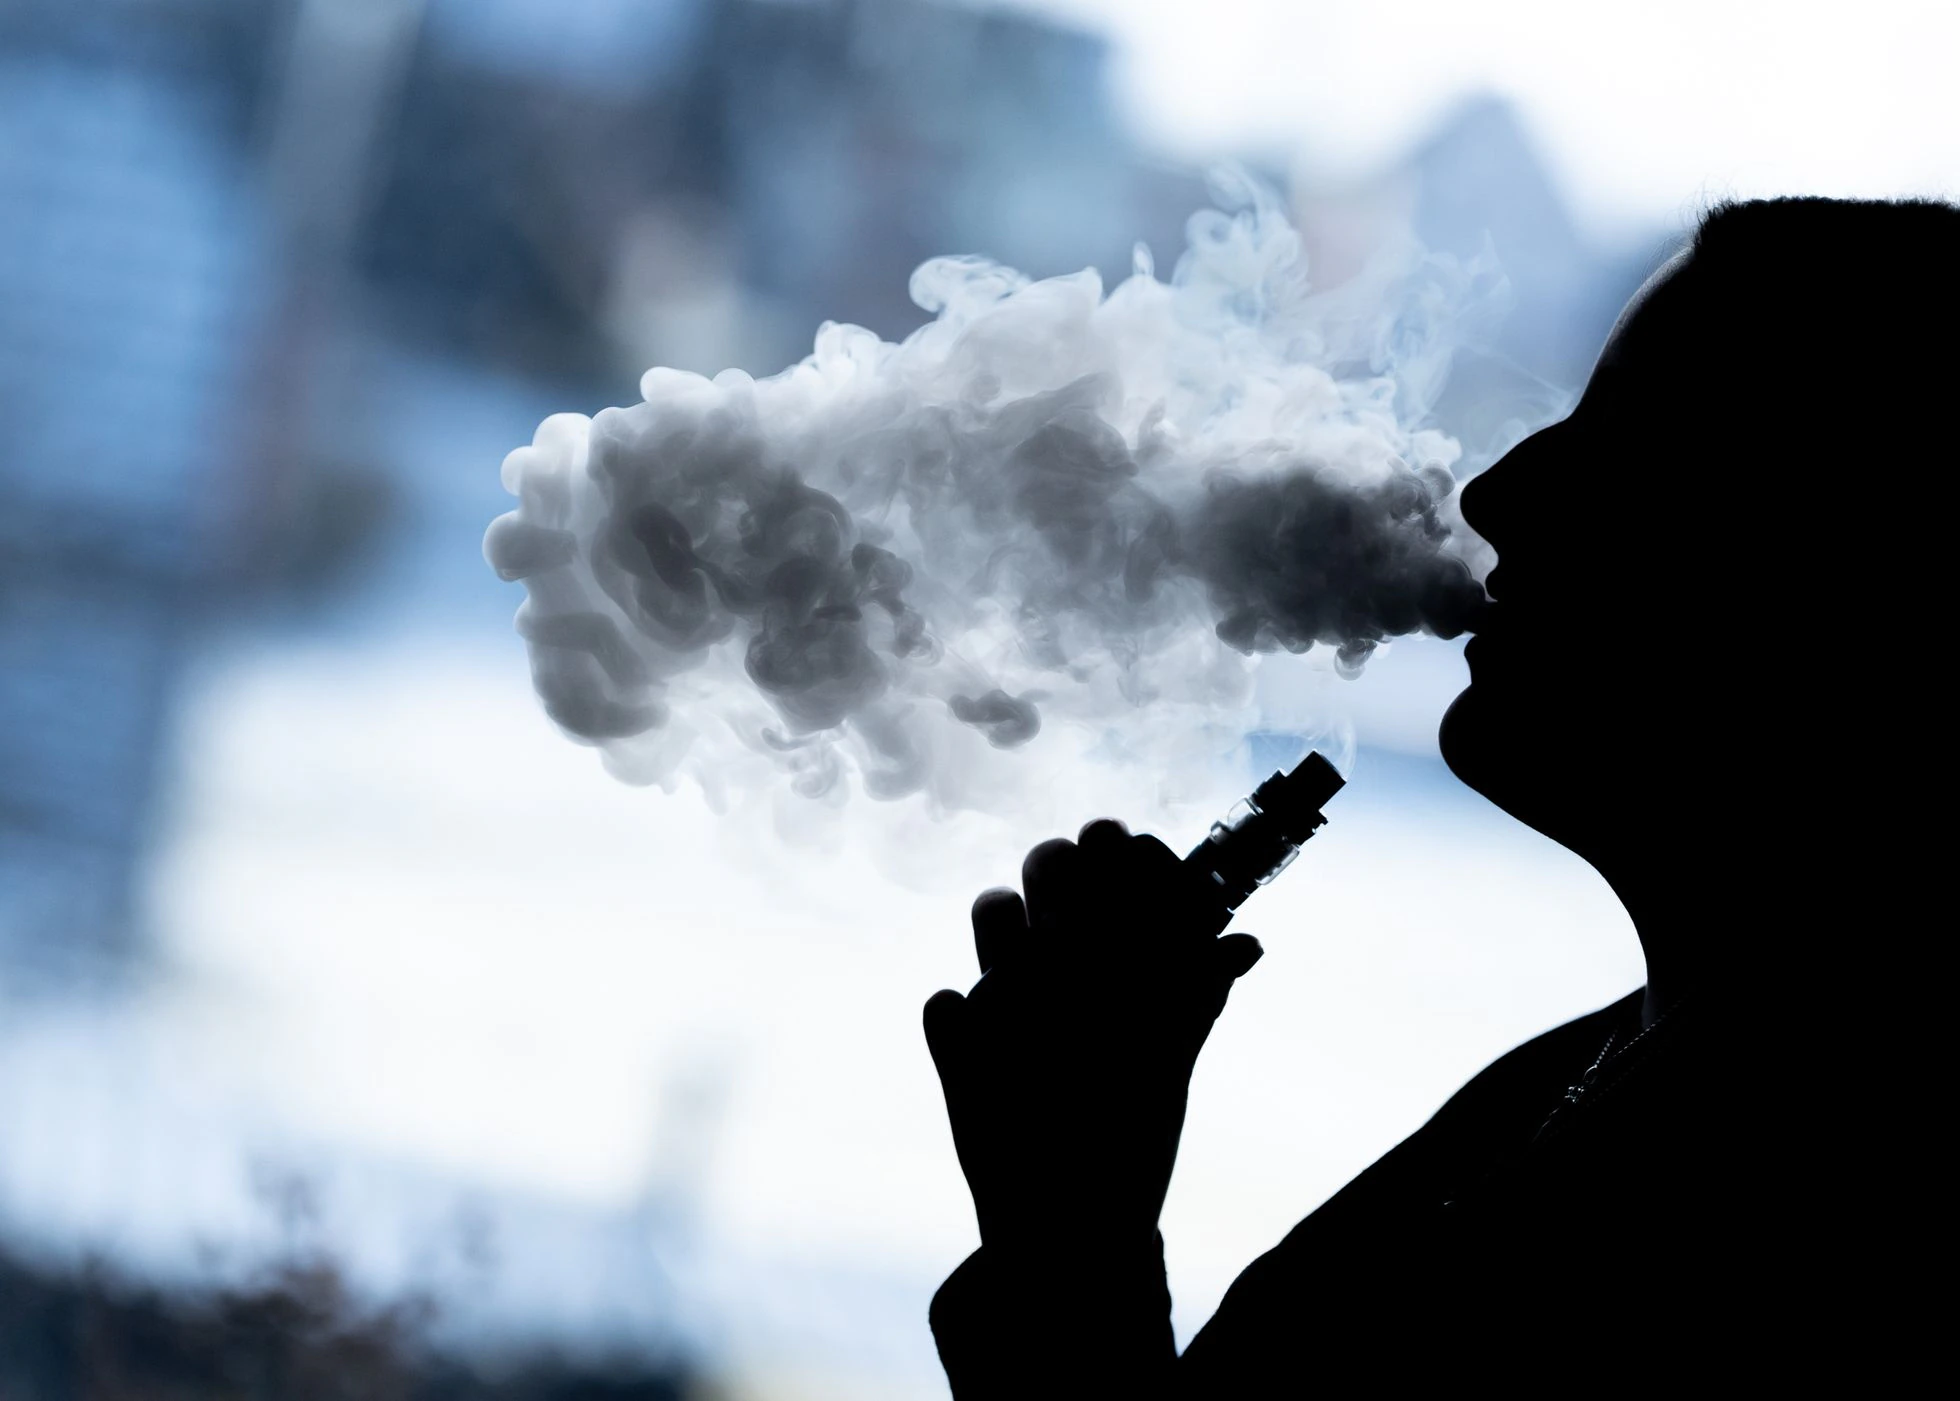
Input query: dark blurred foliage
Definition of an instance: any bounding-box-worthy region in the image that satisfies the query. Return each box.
[0,1249,698,1401]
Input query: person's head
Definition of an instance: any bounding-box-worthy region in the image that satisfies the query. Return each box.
[1440,198,1958,902]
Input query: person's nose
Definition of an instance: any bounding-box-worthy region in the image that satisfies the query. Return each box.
[1457,444,1512,545]
[1459,423,1562,551]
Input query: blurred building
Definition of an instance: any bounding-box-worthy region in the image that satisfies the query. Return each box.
[0,0,274,979]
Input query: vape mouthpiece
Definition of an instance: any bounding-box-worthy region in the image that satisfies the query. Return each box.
[1184,751,1345,913]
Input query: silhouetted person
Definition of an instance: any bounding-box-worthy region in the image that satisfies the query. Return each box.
[922,198,1953,1395]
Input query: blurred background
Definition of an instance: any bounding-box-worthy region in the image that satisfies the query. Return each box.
[0,1,1948,1396]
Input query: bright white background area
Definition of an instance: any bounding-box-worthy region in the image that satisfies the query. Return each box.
[1025,0,1960,235]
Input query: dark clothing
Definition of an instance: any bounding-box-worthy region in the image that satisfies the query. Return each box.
[930,988,1806,1396]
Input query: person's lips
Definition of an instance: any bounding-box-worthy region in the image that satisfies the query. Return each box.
[1462,599,1505,670]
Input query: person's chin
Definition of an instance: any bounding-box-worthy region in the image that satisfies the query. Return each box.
[1438,685,1487,791]
[1441,683,1530,818]
[1442,682,1583,844]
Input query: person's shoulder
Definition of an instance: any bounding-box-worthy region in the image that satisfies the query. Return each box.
[1490,988,1640,1066]
[1180,990,1648,1377]
[1427,987,1642,1130]
[1289,986,1645,1218]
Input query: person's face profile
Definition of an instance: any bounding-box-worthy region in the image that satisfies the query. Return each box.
[1439,257,1699,847]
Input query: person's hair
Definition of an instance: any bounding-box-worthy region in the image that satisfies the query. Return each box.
[1693,194,1960,257]
[1685,196,1959,410]
[1640,197,1957,580]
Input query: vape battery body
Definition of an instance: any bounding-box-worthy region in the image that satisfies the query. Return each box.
[1184,752,1345,913]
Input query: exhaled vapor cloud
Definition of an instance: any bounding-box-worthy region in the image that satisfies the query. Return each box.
[486,176,1493,804]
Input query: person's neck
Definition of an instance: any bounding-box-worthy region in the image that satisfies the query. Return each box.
[1597,854,1708,1032]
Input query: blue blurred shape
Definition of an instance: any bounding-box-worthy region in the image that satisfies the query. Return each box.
[0,54,264,974]
[429,0,710,92]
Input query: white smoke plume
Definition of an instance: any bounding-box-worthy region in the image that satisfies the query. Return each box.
[486,175,1493,808]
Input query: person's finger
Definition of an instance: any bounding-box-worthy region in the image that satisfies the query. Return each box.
[1213,932,1265,981]
[1174,933,1264,1030]
[1077,817,1129,855]
[1021,837,1085,937]
[922,989,969,1086]
[971,887,1028,975]
[1129,832,1182,876]
[1076,821,1137,940]
[1127,832,1231,941]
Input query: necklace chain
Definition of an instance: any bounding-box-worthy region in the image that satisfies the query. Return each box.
[1563,1031,1619,1104]
[1561,995,1682,1108]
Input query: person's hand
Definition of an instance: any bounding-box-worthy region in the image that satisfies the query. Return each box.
[923,819,1264,1260]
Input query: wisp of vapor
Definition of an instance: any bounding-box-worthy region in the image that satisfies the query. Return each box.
[486,175,1492,807]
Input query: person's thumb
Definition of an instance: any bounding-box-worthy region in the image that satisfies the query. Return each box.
[1213,932,1264,981]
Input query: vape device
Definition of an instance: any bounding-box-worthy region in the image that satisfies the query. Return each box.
[1184,751,1345,912]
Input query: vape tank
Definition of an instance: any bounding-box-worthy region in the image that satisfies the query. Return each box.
[1183,751,1345,913]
